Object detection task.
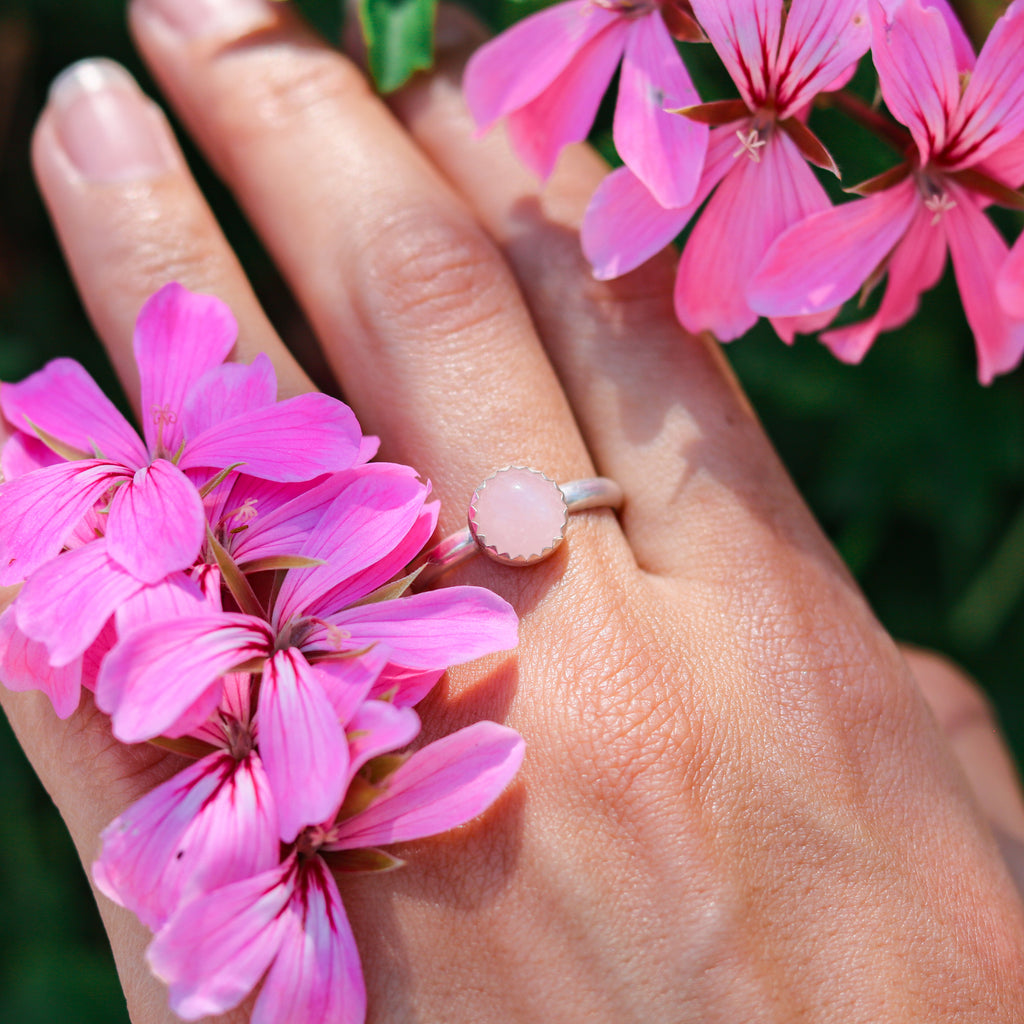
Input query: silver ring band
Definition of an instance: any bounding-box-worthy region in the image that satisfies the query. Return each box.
[414,467,623,587]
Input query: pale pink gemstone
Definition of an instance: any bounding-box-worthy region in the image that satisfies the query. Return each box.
[469,467,568,566]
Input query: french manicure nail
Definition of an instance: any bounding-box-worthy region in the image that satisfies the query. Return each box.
[49,59,176,182]
[133,0,274,40]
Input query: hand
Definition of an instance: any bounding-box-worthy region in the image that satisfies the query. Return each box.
[5,1,1024,1021]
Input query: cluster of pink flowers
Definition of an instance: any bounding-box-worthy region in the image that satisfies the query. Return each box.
[0,283,523,1023]
[466,0,1024,382]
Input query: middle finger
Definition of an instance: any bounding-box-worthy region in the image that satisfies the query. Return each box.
[128,0,620,564]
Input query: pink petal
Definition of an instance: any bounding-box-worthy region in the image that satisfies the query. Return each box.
[614,13,706,208]
[80,619,116,695]
[148,858,295,1021]
[328,721,525,850]
[331,586,519,672]
[0,359,146,465]
[582,167,689,280]
[0,605,82,718]
[997,231,1024,320]
[770,307,841,345]
[274,468,429,624]
[820,202,947,363]
[305,499,439,618]
[106,458,206,583]
[918,0,976,71]
[979,132,1024,191]
[1,431,61,481]
[0,460,128,586]
[179,392,362,481]
[870,0,959,164]
[369,665,445,707]
[259,650,350,843]
[345,699,421,781]
[945,0,1024,169]
[943,184,1024,383]
[676,130,830,339]
[94,751,279,931]
[689,0,782,110]
[134,283,238,456]
[310,647,389,726]
[180,353,277,439]
[773,0,871,117]
[583,126,738,280]
[505,19,630,180]
[15,541,142,666]
[462,0,619,129]
[749,176,919,316]
[252,859,365,1024]
[114,570,211,637]
[97,614,271,741]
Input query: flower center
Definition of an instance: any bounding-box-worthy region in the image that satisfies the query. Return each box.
[150,403,177,459]
[733,127,768,163]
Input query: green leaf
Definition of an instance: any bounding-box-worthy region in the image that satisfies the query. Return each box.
[359,0,438,93]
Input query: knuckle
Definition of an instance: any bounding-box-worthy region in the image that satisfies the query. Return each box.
[353,205,517,342]
[218,50,370,141]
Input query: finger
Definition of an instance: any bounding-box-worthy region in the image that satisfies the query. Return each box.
[903,645,1024,894]
[379,6,828,576]
[31,57,311,406]
[127,0,630,585]
[24,59,313,1023]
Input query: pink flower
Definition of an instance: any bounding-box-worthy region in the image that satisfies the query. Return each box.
[97,465,519,841]
[93,723,280,931]
[999,229,1024,320]
[146,721,525,1024]
[0,283,364,585]
[749,0,1024,383]
[463,0,708,208]
[582,0,871,341]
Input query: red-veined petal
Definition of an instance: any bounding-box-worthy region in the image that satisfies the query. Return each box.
[259,650,350,843]
[750,175,919,316]
[870,0,959,164]
[148,858,296,1021]
[328,722,524,850]
[251,859,365,1024]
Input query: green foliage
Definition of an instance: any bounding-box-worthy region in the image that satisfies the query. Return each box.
[358,0,438,92]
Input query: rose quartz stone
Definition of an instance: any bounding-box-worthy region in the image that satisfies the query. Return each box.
[469,467,568,565]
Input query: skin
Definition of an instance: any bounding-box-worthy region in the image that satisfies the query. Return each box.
[4,2,1024,1021]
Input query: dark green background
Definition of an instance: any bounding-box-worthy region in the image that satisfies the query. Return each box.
[0,1,1021,1020]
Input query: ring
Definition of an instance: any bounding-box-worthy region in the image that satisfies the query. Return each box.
[414,466,624,586]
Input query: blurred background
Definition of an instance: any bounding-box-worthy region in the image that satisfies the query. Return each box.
[0,0,1021,1020]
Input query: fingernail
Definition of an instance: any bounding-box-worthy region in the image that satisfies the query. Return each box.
[49,59,176,182]
[132,0,274,40]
